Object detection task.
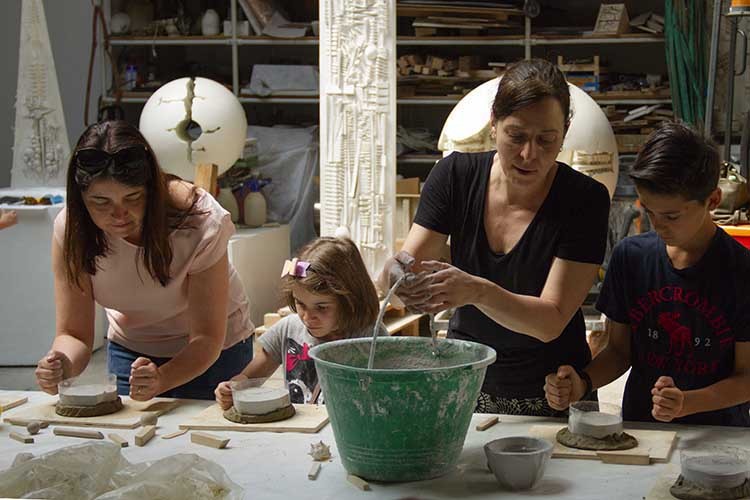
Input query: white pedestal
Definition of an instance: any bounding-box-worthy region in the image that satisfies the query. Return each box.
[0,192,105,366]
[228,225,291,327]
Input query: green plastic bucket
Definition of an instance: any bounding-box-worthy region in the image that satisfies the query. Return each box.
[310,336,496,482]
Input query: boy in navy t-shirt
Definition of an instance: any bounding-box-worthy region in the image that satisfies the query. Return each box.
[544,122,750,426]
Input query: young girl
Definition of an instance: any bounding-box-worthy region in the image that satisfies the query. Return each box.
[215,236,381,407]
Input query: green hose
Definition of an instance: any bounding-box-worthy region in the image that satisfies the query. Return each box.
[665,0,708,128]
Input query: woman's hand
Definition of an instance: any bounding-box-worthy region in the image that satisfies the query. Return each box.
[651,376,684,422]
[35,350,71,394]
[129,357,164,401]
[214,374,248,410]
[415,260,481,313]
[377,251,433,311]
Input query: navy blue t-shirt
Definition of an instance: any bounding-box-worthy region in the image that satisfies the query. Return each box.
[414,151,610,399]
[597,229,750,426]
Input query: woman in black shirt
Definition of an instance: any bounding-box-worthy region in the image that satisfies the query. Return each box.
[382,59,610,416]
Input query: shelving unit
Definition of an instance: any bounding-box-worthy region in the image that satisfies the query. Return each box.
[103,1,672,176]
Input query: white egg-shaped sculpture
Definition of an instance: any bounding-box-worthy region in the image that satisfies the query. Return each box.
[139,77,247,181]
[438,77,618,199]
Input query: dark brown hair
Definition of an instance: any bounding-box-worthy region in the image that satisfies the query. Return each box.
[64,120,199,287]
[492,58,570,127]
[629,122,720,202]
[281,237,379,338]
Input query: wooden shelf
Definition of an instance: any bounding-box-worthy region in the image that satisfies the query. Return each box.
[397,153,442,164]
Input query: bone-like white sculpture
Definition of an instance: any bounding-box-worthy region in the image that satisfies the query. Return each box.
[139,77,247,181]
[11,0,70,188]
[319,0,397,275]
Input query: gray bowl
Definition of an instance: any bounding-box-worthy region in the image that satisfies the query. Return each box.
[484,436,553,491]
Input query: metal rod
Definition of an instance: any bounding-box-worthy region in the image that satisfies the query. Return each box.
[724,16,738,162]
[705,0,723,135]
[231,0,238,95]
[525,16,531,59]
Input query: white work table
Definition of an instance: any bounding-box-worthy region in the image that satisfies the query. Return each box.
[0,390,747,499]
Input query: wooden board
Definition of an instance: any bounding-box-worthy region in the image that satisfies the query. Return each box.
[0,395,28,412]
[3,398,179,430]
[179,404,328,434]
[529,424,677,464]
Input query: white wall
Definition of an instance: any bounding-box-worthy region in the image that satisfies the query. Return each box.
[0,0,102,188]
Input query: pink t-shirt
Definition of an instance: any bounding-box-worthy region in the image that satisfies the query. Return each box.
[53,188,254,357]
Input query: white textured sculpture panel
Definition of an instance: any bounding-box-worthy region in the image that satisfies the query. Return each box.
[438,78,618,199]
[11,0,70,188]
[139,77,247,181]
[319,0,397,275]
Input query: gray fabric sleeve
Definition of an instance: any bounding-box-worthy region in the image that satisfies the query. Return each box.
[258,316,292,363]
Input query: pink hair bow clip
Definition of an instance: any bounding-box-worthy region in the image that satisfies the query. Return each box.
[281,258,311,278]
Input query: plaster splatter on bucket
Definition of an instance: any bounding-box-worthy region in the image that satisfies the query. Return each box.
[310,336,496,482]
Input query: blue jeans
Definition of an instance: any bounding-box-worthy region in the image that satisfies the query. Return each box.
[107,338,253,400]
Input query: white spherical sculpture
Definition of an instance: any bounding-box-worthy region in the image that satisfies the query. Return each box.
[139,77,247,181]
[438,78,618,199]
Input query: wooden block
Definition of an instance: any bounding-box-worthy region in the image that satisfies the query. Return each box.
[430,56,445,70]
[459,55,485,72]
[161,429,188,440]
[264,313,282,328]
[347,474,370,491]
[194,163,218,195]
[53,427,104,440]
[191,431,230,449]
[414,26,437,36]
[475,416,499,431]
[0,396,28,412]
[9,432,34,444]
[396,177,420,195]
[597,451,650,465]
[108,433,128,448]
[135,425,156,446]
[308,462,321,480]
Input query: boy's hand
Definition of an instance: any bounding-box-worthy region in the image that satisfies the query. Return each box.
[129,357,163,401]
[35,350,70,394]
[544,365,586,410]
[651,376,684,422]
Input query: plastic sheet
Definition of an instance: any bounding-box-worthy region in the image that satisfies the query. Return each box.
[0,442,243,500]
[249,125,319,252]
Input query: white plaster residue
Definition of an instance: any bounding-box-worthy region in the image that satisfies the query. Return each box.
[352,399,365,416]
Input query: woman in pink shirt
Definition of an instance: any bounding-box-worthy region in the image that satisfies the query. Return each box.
[34,121,254,401]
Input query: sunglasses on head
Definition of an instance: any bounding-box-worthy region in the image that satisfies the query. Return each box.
[73,146,150,186]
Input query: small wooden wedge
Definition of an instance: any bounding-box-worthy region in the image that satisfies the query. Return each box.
[191,431,230,449]
[135,425,156,446]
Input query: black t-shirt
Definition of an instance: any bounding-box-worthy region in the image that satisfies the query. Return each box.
[597,229,750,426]
[414,151,610,398]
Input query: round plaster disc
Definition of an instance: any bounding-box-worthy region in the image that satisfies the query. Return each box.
[232,386,291,415]
[681,454,749,490]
